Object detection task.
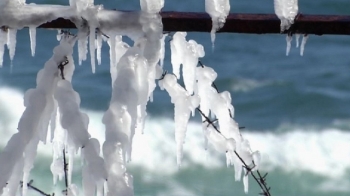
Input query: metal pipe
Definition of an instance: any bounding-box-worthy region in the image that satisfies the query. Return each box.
[38,12,350,35]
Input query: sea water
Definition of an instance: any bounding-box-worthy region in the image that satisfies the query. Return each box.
[0,0,350,195]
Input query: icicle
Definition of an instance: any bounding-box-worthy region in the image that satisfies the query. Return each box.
[78,36,88,65]
[159,33,167,67]
[295,33,300,48]
[170,32,187,79]
[243,168,249,193]
[286,34,292,56]
[89,26,96,73]
[300,34,309,56]
[7,28,17,62]
[108,35,116,83]
[159,74,200,166]
[96,30,103,65]
[182,40,205,94]
[205,0,230,47]
[29,27,36,56]
[0,28,7,67]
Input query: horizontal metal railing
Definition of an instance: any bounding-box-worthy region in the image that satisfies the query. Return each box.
[36,11,350,35]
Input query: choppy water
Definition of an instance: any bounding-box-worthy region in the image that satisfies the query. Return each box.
[0,0,350,196]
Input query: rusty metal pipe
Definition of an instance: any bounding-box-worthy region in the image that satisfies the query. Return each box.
[38,12,350,35]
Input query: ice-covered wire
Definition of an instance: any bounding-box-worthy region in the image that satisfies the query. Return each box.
[20,180,53,196]
[159,66,270,196]
[202,111,271,196]
[58,57,69,80]
[62,149,68,196]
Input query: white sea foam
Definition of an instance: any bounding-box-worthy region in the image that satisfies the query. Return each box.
[1,86,350,179]
[230,78,275,92]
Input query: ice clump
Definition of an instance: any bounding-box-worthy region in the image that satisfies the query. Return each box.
[0,35,75,195]
[159,74,200,166]
[274,0,298,32]
[170,32,205,94]
[205,0,230,46]
[140,0,164,13]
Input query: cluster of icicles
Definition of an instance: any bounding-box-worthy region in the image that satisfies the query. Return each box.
[0,0,307,195]
[274,0,309,56]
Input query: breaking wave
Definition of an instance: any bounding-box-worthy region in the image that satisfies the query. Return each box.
[1,86,350,180]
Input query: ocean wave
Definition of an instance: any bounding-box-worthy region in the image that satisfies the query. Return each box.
[228,78,279,92]
[1,86,350,180]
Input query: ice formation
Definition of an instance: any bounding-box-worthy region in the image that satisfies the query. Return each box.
[287,33,308,56]
[170,32,205,94]
[140,0,164,13]
[205,0,230,46]
[300,34,309,56]
[274,0,299,32]
[286,34,292,56]
[159,74,200,166]
[0,0,260,195]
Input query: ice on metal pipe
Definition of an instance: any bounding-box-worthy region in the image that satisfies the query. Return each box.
[205,0,230,46]
[29,27,36,56]
[300,34,309,56]
[274,0,298,32]
[159,74,200,166]
[286,34,292,56]
[140,0,164,13]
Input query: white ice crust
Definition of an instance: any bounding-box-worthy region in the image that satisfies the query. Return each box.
[205,0,230,46]
[274,0,298,32]
[0,0,260,195]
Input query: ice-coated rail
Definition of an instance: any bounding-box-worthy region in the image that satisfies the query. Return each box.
[35,12,350,35]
